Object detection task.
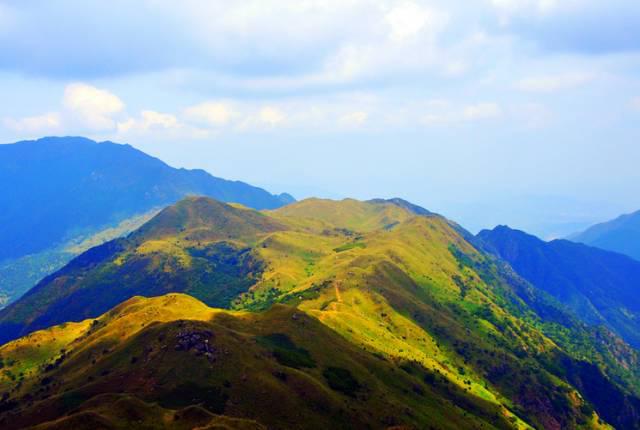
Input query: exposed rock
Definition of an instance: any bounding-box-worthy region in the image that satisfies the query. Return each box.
[175,329,216,362]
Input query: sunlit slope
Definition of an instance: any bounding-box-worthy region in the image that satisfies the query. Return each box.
[0,294,520,430]
[1,196,638,428]
[269,197,418,232]
[133,196,285,242]
[246,201,635,428]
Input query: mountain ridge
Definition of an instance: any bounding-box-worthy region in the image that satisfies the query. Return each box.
[569,209,640,261]
[0,136,293,262]
[477,225,640,348]
[0,294,528,430]
[1,196,639,428]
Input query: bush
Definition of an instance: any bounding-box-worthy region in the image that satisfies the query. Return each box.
[323,367,361,397]
[257,333,316,369]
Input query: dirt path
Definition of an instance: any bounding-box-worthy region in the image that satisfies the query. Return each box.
[334,282,343,302]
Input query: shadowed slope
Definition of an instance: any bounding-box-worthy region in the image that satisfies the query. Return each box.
[477,225,640,348]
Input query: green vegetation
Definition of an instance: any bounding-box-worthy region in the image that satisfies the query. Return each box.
[0,196,637,429]
[333,241,366,253]
[322,366,361,397]
[256,333,316,369]
[0,295,524,430]
[0,209,158,309]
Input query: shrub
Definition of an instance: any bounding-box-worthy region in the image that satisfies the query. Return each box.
[323,367,361,397]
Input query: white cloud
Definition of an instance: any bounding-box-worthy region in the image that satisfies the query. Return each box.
[422,112,450,125]
[516,73,595,92]
[630,97,640,111]
[63,83,124,130]
[339,111,368,126]
[490,0,563,16]
[2,112,61,133]
[140,110,179,129]
[258,106,286,126]
[463,103,503,121]
[184,102,235,126]
[117,110,180,134]
[115,109,214,141]
[421,101,503,125]
[385,2,444,42]
[1,83,125,136]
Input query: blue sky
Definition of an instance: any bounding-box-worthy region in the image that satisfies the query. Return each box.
[1,0,639,237]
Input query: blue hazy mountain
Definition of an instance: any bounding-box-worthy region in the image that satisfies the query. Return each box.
[477,225,640,348]
[568,210,640,262]
[0,136,293,262]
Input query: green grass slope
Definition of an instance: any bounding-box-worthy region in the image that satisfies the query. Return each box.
[0,197,281,344]
[0,294,522,430]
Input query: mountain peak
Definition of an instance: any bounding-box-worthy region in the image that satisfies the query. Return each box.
[22,135,99,145]
[133,196,285,242]
[272,197,422,232]
[0,136,293,262]
[367,197,435,216]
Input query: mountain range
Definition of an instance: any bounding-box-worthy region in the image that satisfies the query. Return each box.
[477,225,640,348]
[2,196,640,429]
[0,136,293,307]
[569,210,640,262]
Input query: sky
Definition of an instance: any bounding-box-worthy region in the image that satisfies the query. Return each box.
[1,0,640,238]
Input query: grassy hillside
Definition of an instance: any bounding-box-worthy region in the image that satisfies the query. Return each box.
[0,294,525,430]
[0,197,285,344]
[1,196,639,428]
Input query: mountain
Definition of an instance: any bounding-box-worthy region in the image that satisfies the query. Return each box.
[0,209,159,310]
[0,294,525,430]
[477,225,640,348]
[0,136,293,306]
[1,196,640,428]
[569,210,640,261]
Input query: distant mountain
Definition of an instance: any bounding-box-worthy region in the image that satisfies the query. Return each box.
[0,209,158,310]
[2,196,640,428]
[0,136,293,305]
[477,225,640,348]
[569,210,640,261]
[0,136,293,262]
